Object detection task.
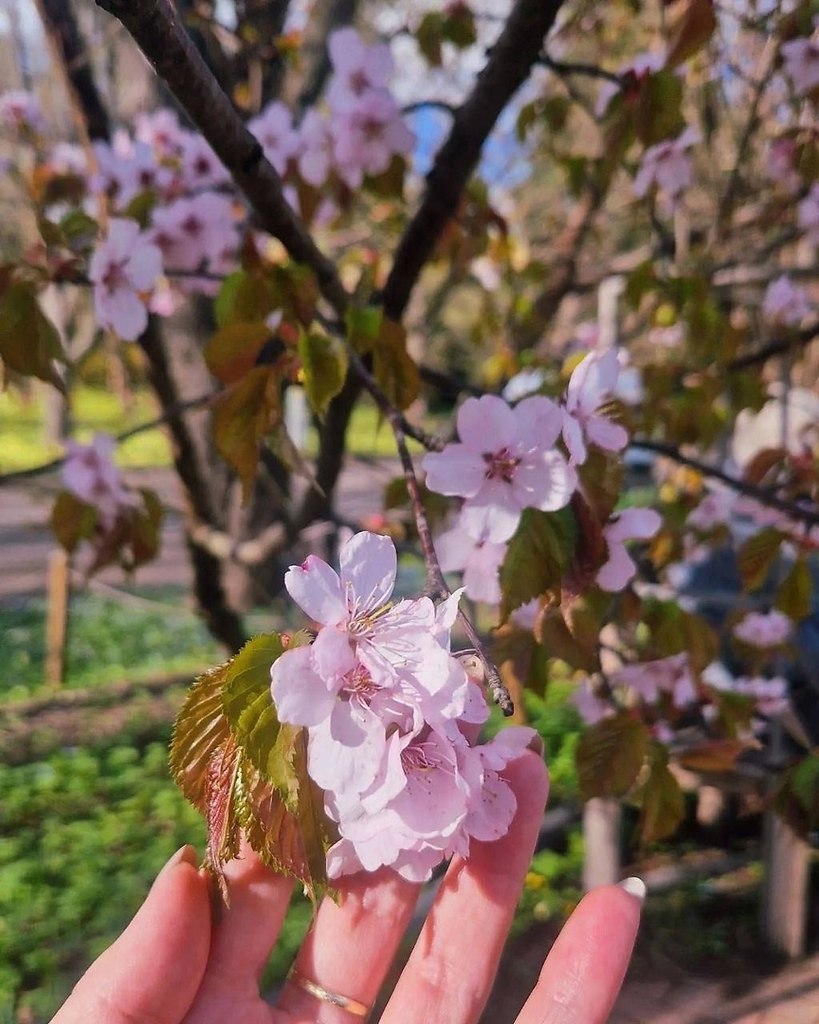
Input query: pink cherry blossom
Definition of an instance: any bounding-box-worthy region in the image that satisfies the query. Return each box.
[279,530,450,687]
[326,27,394,111]
[561,349,629,465]
[179,131,231,190]
[735,676,789,716]
[135,108,184,157]
[633,126,698,208]
[798,184,819,246]
[612,653,696,709]
[331,89,414,188]
[733,609,793,648]
[422,394,576,544]
[781,29,819,96]
[62,433,133,528]
[296,108,334,186]
[88,218,162,340]
[148,193,238,275]
[435,521,507,605]
[766,138,800,192]
[762,274,811,325]
[597,507,662,591]
[687,487,735,531]
[0,90,44,132]
[572,679,612,725]
[92,136,172,208]
[248,101,300,176]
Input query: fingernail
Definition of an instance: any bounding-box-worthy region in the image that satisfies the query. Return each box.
[158,844,198,879]
[618,876,647,903]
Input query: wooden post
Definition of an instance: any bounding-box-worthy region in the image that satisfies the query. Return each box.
[583,797,622,890]
[760,809,810,958]
[45,549,70,688]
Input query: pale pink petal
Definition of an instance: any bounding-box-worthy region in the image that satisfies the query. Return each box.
[585,413,628,452]
[126,243,163,291]
[597,540,637,592]
[310,626,356,680]
[512,450,577,513]
[606,507,662,543]
[270,647,336,727]
[461,478,522,543]
[422,445,486,497]
[284,555,346,625]
[561,410,587,465]
[457,395,517,453]
[513,395,563,448]
[338,530,396,614]
[465,770,517,842]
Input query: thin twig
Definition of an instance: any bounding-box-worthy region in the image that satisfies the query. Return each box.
[540,54,623,85]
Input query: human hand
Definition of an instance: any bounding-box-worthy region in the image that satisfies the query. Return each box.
[52,752,642,1024]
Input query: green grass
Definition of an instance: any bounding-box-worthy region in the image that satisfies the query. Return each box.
[0,591,221,703]
[0,731,312,1024]
[0,386,440,474]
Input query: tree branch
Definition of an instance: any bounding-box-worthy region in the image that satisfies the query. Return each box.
[540,54,622,85]
[95,0,349,315]
[380,0,567,322]
[728,323,819,372]
[631,439,819,528]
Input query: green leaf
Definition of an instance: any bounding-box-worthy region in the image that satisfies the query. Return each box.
[127,487,164,568]
[205,322,273,384]
[666,0,717,68]
[634,70,685,145]
[576,713,649,801]
[346,305,383,356]
[500,508,577,619]
[737,527,783,591]
[443,3,477,48]
[372,319,419,410]
[170,661,235,810]
[0,283,66,388]
[416,12,444,65]
[635,741,685,844]
[50,491,98,552]
[214,270,279,328]
[221,633,285,778]
[298,329,349,418]
[213,367,281,501]
[775,559,812,621]
[204,736,243,891]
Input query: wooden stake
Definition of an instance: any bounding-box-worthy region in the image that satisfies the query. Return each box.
[582,797,622,890]
[45,548,70,688]
[760,810,810,958]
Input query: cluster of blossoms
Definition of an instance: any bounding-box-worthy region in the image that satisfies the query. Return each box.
[61,433,135,528]
[733,609,793,649]
[4,28,414,343]
[429,350,659,606]
[780,18,819,97]
[269,531,536,882]
[632,126,699,212]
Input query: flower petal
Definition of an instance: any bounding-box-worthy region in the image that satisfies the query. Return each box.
[270,647,336,727]
[284,554,346,625]
[457,395,516,453]
[339,531,396,615]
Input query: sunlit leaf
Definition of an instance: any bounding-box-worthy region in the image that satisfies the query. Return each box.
[221,632,285,778]
[50,491,98,553]
[0,283,66,388]
[666,0,717,68]
[372,318,419,411]
[205,322,273,384]
[500,508,577,619]
[634,70,686,145]
[635,741,685,844]
[775,559,812,621]
[299,329,349,418]
[170,661,234,809]
[576,712,649,801]
[213,367,281,500]
[737,527,783,591]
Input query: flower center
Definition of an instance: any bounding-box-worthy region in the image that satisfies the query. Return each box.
[483,447,520,483]
[340,663,379,705]
[101,258,128,294]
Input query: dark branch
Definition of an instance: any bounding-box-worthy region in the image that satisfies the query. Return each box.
[381,0,567,322]
[95,0,348,314]
[631,439,819,528]
[540,54,622,85]
[728,323,819,372]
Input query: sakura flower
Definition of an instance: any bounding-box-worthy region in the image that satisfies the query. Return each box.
[0,90,44,132]
[762,275,812,325]
[613,653,696,708]
[62,433,133,528]
[561,349,629,465]
[633,127,698,208]
[798,184,819,247]
[296,108,334,186]
[331,90,414,189]
[766,138,800,192]
[277,530,450,688]
[687,487,735,531]
[435,522,506,605]
[326,27,394,111]
[733,609,793,648]
[149,192,238,275]
[781,28,819,96]
[248,101,300,176]
[50,142,88,177]
[502,367,546,403]
[423,394,576,544]
[572,679,612,725]
[179,132,230,190]
[92,136,172,208]
[89,218,162,340]
[510,598,541,632]
[735,676,789,716]
[135,108,184,157]
[597,507,662,591]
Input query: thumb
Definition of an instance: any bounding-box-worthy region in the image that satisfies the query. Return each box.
[52,845,212,1024]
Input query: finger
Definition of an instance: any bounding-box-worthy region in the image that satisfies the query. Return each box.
[380,750,549,1024]
[52,845,211,1024]
[183,842,294,1021]
[276,867,421,1023]
[514,881,643,1024]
